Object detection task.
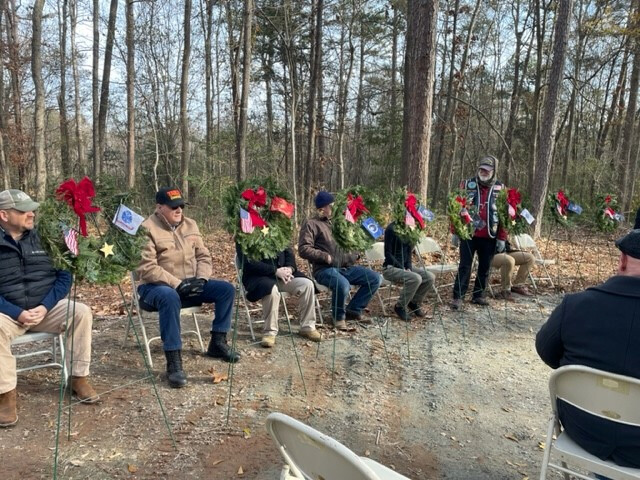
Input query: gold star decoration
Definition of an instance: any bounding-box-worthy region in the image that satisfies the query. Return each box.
[261,226,270,235]
[100,242,114,257]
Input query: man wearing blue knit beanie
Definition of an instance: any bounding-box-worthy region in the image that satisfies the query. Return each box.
[298,191,381,330]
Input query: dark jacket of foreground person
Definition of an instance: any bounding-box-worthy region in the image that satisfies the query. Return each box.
[536,275,640,468]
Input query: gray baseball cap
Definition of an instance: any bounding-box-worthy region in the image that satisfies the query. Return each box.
[0,189,40,212]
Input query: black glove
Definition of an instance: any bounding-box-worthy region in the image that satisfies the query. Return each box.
[176,277,206,299]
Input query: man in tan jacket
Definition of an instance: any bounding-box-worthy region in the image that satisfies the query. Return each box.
[136,188,239,388]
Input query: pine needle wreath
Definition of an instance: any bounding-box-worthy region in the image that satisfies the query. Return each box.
[595,193,622,233]
[496,188,529,235]
[332,185,382,252]
[447,190,474,240]
[37,184,147,285]
[547,189,573,226]
[222,178,294,260]
[390,187,427,246]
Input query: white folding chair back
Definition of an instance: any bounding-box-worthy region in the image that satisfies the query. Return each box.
[123,272,204,367]
[363,242,393,316]
[12,331,68,385]
[266,412,411,480]
[539,365,640,480]
[414,237,457,303]
[513,233,555,289]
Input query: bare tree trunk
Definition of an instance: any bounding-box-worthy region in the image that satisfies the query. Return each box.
[236,0,253,182]
[401,0,438,200]
[126,0,135,189]
[180,0,192,195]
[92,0,100,179]
[0,3,9,189]
[70,0,85,174]
[351,10,365,185]
[32,0,46,199]
[597,42,628,162]
[531,0,573,238]
[304,0,322,208]
[97,0,118,181]
[57,0,70,179]
[7,0,26,189]
[335,3,355,191]
[203,0,214,173]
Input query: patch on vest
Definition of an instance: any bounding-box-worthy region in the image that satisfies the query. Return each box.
[467,180,476,189]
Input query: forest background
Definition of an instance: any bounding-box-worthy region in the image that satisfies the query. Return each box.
[1,0,638,236]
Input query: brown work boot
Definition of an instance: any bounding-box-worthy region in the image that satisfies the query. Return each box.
[0,388,18,427]
[299,329,322,342]
[71,376,100,404]
[511,285,533,296]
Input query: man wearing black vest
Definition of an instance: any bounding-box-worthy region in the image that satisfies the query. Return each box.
[0,189,98,428]
[450,155,508,309]
[536,229,640,469]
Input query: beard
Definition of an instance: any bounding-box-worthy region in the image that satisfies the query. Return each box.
[478,173,492,183]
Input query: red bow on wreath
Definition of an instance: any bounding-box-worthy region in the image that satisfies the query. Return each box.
[604,206,615,219]
[346,193,368,222]
[507,188,521,219]
[556,190,569,214]
[455,196,472,224]
[56,176,101,237]
[241,187,267,228]
[404,193,425,229]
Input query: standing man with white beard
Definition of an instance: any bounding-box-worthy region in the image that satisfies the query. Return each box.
[450,155,508,309]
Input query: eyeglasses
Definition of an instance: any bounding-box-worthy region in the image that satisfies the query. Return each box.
[169,205,185,210]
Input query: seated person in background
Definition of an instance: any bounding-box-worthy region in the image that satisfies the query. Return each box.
[535,229,640,469]
[0,189,98,428]
[236,244,320,348]
[298,191,381,331]
[382,222,434,321]
[490,239,535,300]
[136,187,239,389]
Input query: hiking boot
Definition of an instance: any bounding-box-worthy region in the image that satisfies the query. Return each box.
[260,335,276,348]
[450,298,462,310]
[206,332,241,363]
[164,350,187,388]
[299,329,322,342]
[499,290,514,301]
[393,304,411,322]
[345,310,362,321]
[334,319,348,331]
[0,388,17,427]
[511,285,533,296]
[71,376,100,403]
[471,296,490,306]
[408,302,426,317]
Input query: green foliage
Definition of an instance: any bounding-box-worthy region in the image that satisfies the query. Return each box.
[496,188,529,236]
[332,185,382,252]
[222,178,294,260]
[37,188,147,285]
[594,193,622,233]
[547,190,575,228]
[447,190,474,240]
[390,187,427,246]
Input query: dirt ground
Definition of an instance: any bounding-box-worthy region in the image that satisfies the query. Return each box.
[0,229,621,479]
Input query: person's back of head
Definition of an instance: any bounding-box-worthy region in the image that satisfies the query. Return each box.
[615,229,640,276]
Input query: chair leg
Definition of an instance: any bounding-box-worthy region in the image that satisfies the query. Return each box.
[56,334,68,387]
[191,312,205,353]
[314,296,325,326]
[137,315,154,368]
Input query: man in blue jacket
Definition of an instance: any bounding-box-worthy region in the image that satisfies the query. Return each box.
[536,229,640,468]
[0,189,98,428]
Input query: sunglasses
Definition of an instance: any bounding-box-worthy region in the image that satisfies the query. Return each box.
[169,204,185,210]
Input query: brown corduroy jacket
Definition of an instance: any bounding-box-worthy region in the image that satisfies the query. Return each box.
[136,212,213,288]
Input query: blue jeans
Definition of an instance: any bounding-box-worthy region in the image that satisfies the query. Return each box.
[315,266,381,320]
[137,280,235,351]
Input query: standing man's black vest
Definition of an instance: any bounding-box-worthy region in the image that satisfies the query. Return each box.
[0,228,57,309]
[462,178,504,238]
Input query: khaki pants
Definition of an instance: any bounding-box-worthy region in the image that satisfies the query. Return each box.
[0,299,93,394]
[261,277,316,336]
[491,251,535,290]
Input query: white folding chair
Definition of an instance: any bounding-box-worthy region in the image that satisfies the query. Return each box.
[363,242,395,316]
[12,331,68,386]
[513,233,556,289]
[266,412,411,480]
[414,237,458,303]
[234,254,292,341]
[539,365,640,480]
[123,272,205,368]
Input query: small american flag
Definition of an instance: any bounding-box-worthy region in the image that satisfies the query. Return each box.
[344,208,355,224]
[240,207,254,233]
[63,226,79,256]
[405,209,416,228]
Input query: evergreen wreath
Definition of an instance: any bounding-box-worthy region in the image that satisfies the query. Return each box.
[595,194,622,233]
[496,187,529,235]
[447,190,474,240]
[37,179,147,285]
[223,178,294,260]
[332,185,381,252]
[390,187,427,246]
[547,189,574,226]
